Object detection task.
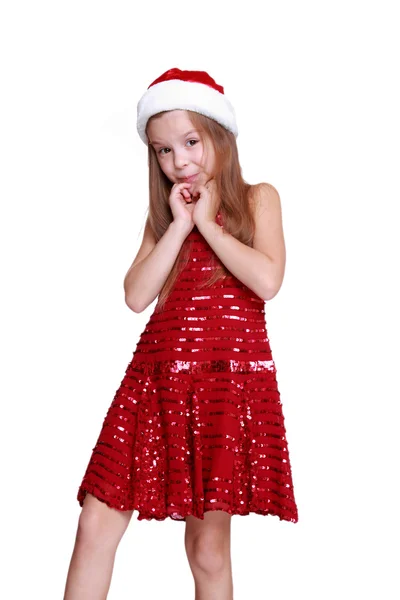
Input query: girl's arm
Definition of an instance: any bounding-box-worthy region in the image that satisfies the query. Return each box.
[124,220,189,313]
[197,183,286,301]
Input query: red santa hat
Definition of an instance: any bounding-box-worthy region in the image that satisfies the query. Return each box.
[136,68,238,145]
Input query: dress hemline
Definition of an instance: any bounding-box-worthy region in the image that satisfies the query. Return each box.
[77,484,299,524]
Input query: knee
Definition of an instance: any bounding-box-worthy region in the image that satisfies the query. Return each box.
[187,533,227,576]
[76,496,124,551]
[76,507,107,549]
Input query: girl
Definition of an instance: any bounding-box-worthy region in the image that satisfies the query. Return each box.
[64,68,299,600]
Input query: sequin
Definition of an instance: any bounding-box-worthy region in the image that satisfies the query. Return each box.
[77,217,299,523]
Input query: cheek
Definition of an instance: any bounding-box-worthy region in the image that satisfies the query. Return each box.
[157,161,171,181]
[199,145,213,168]
[158,159,171,174]
[195,147,205,166]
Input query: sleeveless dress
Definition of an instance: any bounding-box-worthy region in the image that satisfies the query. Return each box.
[77,212,299,523]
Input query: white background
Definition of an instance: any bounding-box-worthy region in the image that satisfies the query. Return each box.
[1,1,399,598]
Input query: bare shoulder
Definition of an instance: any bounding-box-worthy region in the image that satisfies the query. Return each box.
[248,182,282,218]
[247,182,286,289]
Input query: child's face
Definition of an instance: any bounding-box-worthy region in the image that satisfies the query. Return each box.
[147,110,216,188]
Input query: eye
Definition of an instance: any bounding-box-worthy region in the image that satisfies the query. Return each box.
[158,139,198,155]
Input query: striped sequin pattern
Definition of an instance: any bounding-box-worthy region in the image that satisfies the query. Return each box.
[77,221,299,523]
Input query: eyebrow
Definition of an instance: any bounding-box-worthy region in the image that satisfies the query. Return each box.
[149,129,199,146]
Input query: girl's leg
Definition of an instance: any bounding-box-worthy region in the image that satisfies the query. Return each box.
[63,493,134,599]
[184,510,234,600]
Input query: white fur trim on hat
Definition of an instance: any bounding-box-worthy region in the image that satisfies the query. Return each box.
[136,79,238,145]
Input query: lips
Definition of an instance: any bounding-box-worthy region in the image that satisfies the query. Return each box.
[181,173,199,182]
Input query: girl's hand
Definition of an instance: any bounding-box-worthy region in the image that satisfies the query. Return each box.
[168,182,196,234]
[189,178,220,228]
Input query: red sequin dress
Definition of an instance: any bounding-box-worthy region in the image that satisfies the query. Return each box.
[77,213,299,523]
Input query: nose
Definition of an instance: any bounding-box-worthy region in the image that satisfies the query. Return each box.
[173,150,189,169]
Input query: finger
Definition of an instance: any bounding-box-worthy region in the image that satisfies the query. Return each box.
[173,182,192,189]
[190,183,203,195]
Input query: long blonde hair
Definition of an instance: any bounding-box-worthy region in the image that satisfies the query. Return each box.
[145,110,257,313]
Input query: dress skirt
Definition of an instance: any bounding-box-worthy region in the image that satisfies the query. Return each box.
[77,223,299,523]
